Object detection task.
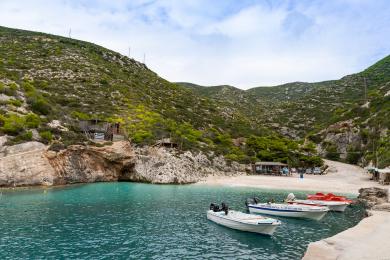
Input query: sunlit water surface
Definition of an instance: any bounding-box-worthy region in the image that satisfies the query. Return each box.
[0,183,364,259]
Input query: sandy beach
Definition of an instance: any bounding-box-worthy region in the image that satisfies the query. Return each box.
[200,159,383,196]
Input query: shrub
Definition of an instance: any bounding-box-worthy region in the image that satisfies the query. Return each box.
[39,130,53,144]
[71,111,91,120]
[9,131,33,144]
[3,85,17,96]
[29,96,51,115]
[307,133,322,143]
[8,99,22,107]
[325,144,340,161]
[302,141,317,153]
[25,113,41,128]
[49,142,66,152]
[346,145,362,164]
[301,155,324,167]
[22,80,36,93]
[1,114,25,135]
[9,83,17,92]
[99,78,109,85]
[60,131,87,146]
[132,130,153,143]
[34,80,49,90]
[20,131,33,141]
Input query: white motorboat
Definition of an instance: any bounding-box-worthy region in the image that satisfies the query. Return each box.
[285,193,349,212]
[207,203,281,235]
[246,198,329,221]
[287,199,349,212]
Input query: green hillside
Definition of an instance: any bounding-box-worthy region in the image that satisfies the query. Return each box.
[0,26,321,166]
[179,55,390,167]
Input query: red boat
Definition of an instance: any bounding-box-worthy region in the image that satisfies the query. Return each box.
[307,192,353,204]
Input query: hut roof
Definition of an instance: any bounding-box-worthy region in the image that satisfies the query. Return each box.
[254,161,288,166]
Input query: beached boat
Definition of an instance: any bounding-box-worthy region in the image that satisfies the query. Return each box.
[286,193,350,212]
[207,203,281,235]
[287,199,349,212]
[307,192,353,203]
[246,198,329,220]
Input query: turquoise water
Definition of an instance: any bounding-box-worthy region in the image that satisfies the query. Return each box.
[0,183,364,259]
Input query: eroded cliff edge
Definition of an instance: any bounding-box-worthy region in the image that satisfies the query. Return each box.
[302,187,390,260]
[0,141,246,187]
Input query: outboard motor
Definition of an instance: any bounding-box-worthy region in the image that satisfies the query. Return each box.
[286,193,296,202]
[210,203,216,211]
[212,204,220,212]
[221,202,229,215]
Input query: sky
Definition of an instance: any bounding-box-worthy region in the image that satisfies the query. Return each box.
[0,0,389,89]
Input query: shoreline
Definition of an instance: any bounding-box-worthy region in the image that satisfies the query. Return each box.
[1,159,382,196]
[198,159,383,196]
[303,210,390,260]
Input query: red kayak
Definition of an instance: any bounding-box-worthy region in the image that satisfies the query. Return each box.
[307,192,353,204]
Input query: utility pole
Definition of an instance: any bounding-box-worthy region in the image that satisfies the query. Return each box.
[373,141,376,167]
[363,77,368,103]
[68,28,72,39]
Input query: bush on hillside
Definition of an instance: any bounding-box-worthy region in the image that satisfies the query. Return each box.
[7,131,33,145]
[25,113,41,128]
[29,96,51,115]
[7,99,22,107]
[325,144,340,161]
[1,114,25,135]
[346,145,362,164]
[39,130,53,144]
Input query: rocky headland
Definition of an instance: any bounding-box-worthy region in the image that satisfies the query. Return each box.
[0,140,246,187]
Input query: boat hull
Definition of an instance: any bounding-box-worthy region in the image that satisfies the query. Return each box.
[289,200,349,212]
[307,193,353,203]
[207,211,280,235]
[327,204,348,212]
[248,205,328,221]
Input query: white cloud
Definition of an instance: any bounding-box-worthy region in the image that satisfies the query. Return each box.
[0,0,389,89]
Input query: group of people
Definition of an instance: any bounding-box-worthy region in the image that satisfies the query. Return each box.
[282,167,323,176]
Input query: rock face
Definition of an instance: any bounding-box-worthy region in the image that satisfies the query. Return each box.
[0,141,135,187]
[129,147,246,184]
[317,120,361,160]
[47,141,135,185]
[358,187,390,212]
[0,141,246,187]
[0,141,55,187]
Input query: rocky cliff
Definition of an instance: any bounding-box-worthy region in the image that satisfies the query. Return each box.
[357,187,390,212]
[130,147,246,184]
[46,141,135,185]
[0,141,55,186]
[0,141,246,187]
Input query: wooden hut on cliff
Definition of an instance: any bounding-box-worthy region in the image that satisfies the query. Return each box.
[79,119,124,141]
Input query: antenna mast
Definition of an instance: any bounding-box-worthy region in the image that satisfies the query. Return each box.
[68,28,72,39]
[363,77,368,103]
[143,53,146,64]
